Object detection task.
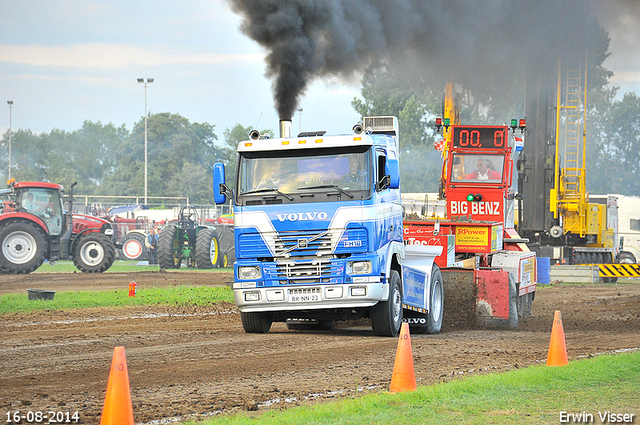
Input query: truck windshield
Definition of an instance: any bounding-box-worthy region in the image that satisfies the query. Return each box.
[237,147,371,201]
[450,154,505,183]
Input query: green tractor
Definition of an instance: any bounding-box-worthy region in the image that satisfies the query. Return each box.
[157,206,224,269]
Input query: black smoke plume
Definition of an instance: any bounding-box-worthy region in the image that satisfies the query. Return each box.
[225,0,626,120]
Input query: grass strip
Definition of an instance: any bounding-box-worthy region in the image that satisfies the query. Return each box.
[32,260,232,273]
[183,350,640,425]
[0,285,234,314]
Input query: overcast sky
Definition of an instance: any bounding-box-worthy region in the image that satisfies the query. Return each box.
[1,0,638,140]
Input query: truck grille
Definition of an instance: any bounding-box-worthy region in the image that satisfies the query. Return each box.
[237,227,367,258]
[263,259,343,284]
[274,229,334,257]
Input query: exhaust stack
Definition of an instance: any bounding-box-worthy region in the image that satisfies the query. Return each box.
[279,119,293,138]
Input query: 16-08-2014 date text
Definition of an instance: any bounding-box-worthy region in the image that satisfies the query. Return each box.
[5,411,80,424]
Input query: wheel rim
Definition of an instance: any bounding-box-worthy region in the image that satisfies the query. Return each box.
[209,237,219,265]
[123,239,143,260]
[431,279,443,321]
[3,231,37,264]
[80,241,105,266]
[392,283,402,324]
[172,236,181,267]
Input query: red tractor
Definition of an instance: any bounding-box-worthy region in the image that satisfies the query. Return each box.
[0,180,116,274]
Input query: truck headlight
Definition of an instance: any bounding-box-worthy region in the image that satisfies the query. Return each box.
[103,228,114,236]
[348,260,372,275]
[238,266,261,280]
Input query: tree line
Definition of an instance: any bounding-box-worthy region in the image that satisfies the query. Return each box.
[1,63,639,205]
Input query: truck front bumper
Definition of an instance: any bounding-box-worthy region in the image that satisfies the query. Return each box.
[233,282,390,313]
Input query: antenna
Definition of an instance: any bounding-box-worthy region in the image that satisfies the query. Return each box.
[255,112,263,130]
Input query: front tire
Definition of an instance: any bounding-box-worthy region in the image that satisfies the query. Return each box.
[371,269,403,337]
[73,232,116,273]
[241,312,272,333]
[0,220,47,274]
[618,251,636,264]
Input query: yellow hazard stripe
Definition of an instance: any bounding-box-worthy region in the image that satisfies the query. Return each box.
[599,264,640,277]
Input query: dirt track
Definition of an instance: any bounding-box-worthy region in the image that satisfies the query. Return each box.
[1,270,639,424]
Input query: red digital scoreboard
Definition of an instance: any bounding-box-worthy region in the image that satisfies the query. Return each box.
[452,126,508,150]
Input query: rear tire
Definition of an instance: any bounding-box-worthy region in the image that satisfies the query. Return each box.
[195,227,219,269]
[371,269,403,337]
[426,266,444,334]
[0,220,47,274]
[241,312,272,333]
[73,233,116,273]
[158,226,181,269]
[506,273,519,329]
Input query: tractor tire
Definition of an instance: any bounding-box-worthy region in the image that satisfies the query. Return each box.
[370,269,403,337]
[241,312,272,333]
[195,227,219,269]
[121,232,147,261]
[0,220,48,274]
[218,251,229,268]
[72,232,116,273]
[158,226,181,269]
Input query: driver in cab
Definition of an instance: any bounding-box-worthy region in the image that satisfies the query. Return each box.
[22,193,36,211]
[341,157,367,184]
[467,159,501,180]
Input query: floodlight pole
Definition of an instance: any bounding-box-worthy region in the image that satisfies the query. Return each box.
[7,101,13,180]
[137,78,154,205]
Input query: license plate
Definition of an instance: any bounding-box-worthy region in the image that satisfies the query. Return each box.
[289,294,321,303]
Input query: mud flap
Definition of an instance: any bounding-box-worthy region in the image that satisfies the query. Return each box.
[476,270,510,319]
[475,270,517,329]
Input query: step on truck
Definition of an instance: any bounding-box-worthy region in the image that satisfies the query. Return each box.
[213,117,444,337]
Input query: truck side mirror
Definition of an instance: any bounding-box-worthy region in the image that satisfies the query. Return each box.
[386,159,400,189]
[213,163,229,204]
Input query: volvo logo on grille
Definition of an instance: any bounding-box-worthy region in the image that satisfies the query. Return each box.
[276,212,328,221]
[298,239,308,248]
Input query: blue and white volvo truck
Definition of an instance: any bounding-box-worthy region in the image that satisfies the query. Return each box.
[213,117,443,337]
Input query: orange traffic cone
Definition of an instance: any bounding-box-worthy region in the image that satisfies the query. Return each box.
[100,347,134,425]
[389,323,417,393]
[546,310,569,366]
